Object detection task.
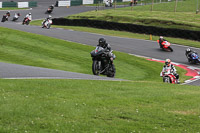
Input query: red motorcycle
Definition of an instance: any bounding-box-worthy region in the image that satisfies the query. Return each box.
[157,40,173,52]
[162,69,178,84]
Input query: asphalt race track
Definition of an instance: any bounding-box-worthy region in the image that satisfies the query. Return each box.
[0,5,200,85]
[0,62,123,80]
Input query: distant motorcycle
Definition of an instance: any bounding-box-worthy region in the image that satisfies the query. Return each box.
[42,19,53,29]
[1,15,8,22]
[45,8,53,14]
[90,46,116,77]
[186,52,200,64]
[22,17,31,25]
[157,40,173,52]
[105,0,112,7]
[162,69,178,84]
[12,13,20,21]
[1,12,10,22]
[130,0,137,6]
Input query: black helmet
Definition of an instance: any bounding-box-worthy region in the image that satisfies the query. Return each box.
[99,38,106,47]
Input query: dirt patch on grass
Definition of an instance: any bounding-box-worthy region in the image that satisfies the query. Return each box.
[169,110,198,115]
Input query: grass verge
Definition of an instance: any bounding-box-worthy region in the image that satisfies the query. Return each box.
[0,79,200,132]
[68,0,200,31]
[0,7,28,10]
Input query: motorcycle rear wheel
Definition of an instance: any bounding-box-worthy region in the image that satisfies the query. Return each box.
[26,21,29,25]
[168,46,173,52]
[107,64,116,78]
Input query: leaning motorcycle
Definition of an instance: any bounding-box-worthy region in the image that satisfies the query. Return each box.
[186,52,200,64]
[162,69,178,84]
[90,46,116,77]
[22,17,31,25]
[12,13,20,21]
[1,15,9,22]
[1,15,7,22]
[42,19,53,29]
[45,8,53,14]
[105,1,112,7]
[157,40,173,52]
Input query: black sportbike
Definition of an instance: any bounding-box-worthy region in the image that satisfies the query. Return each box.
[45,8,53,14]
[90,46,116,77]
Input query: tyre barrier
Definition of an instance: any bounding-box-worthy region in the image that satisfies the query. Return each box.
[52,18,200,41]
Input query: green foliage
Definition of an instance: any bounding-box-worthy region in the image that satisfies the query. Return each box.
[0,79,200,132]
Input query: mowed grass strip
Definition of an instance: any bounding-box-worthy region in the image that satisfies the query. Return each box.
[0,26,188,81]
[68,0,200,31]
[0,79,200,132]
[0,7,28,10]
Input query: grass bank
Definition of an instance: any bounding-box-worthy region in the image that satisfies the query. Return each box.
[1,26,188,81]
[68,0,200,31]
[0,79,200,132]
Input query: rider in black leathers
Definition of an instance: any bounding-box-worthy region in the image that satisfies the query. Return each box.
[49,5,54,10]
[97,38,111,51]
[97,38,114,68]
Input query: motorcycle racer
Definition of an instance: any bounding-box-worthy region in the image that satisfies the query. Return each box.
[42,15,52,28]
[12,13,20,21]
[158,36,167,48]
[25,12,32,21]
[97,38,115,62]
[1,11,10,22]
[160,59,180,83]
[49,5,54,10]
[185,48,198,62]
[97,38,111,52]
[22,12,32,25]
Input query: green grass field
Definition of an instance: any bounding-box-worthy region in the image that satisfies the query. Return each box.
[0,79,200,132]
[0,24,198,132]
[68,0,200,31]
[1,2,200,131]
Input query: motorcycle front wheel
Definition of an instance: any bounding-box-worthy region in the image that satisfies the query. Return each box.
[92,60,101,75]
[26,21,30,25]
[47,24,51,29]
[107,64,116,78]
[163,76,170,83]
